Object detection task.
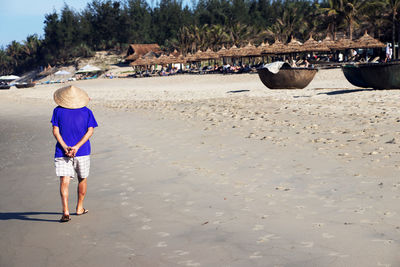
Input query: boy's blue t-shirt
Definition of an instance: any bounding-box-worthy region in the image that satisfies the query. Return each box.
[51,106,98,158]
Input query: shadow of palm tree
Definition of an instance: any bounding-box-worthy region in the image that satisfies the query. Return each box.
[0,212,61,222]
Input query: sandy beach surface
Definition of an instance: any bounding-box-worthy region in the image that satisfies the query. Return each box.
[1,69,400,266]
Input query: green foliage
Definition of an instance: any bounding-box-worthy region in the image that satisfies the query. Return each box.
[1,0,400,74]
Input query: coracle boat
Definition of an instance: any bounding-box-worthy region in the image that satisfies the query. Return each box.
[342,64,369,88]
[15,82,35,89]
[257,62,318,89]
[342,61,400,89]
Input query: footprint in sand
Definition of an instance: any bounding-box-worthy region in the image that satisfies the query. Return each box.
[301,241,314,248]
[322,233,335,239]
[141,225,151,230]
[257,234,280,244]
[252,225,264,231]
[156,241,167,247]
[157,232,170,237]
[178,260,201,266]
[174,250,189,256]
[249,251,263,259]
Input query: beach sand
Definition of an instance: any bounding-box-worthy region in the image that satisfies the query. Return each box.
[1,69,400,266]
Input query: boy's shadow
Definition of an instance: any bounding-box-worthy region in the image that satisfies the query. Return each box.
[0,212,61,222]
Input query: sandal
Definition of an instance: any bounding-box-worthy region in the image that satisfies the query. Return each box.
[60,214,71,223]
[76,208,89,216]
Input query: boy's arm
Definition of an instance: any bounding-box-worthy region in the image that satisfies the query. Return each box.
[69,127,94,157]
[52,126,70,155]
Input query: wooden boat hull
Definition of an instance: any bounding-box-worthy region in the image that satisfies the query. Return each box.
[342,64,369,88]
[257,68,318,89]
[15,83,35,89]
[342,62,400,89]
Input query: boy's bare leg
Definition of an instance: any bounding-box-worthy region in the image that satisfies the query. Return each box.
[60,176,71,216]
[76,177,87,214]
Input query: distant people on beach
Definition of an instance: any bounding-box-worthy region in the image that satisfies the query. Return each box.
[386,44,392,62]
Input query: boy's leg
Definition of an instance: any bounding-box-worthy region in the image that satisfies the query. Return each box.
[60,176,71,215]
[76,177,87,214]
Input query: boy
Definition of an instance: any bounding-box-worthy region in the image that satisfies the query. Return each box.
[51,85,98,222]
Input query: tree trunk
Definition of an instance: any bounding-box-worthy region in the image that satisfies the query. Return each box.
[393,11,397,59]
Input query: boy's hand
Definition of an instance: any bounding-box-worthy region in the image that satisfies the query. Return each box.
[68,146,79,157]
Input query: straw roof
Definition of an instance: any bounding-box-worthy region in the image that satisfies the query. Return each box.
[125,44,161,61]
[286,37,303,53]
[185,52,197,62]
[241,42,260,57]
[333,38,356,50]
[217,45,229,57]
[168,53,187,64]
[321,35,336,50]
[130,57,147,66]
[258,41,272,54]
[202,48,219,60]
[226,45,241,57]
[302,35,330,52]
[171,49,180,57]
[268,39,287,54]
[194,48,219,60]
[353,31,385,49]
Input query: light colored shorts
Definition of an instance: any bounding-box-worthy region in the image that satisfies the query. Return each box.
[54,156,90,178]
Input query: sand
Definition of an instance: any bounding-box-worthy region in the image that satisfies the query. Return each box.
[1,69,400,266]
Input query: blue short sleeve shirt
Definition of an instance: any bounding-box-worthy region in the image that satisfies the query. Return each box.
[51,106,98,158]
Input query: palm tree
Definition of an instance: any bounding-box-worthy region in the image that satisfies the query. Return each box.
[320,0,344,40]
[342,0,366,39]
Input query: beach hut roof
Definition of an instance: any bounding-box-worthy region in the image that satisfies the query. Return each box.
[185,52,197,62]
[302,35,330,52]
[130,56,148,66]
[217,45,229,57]
[258,41,272,54]
[194,48,218,60]
[241,42,260,57]
[269,39,287,54]
[286,37,303,53]
[353,31,385,49]
[125,44,161,61]
[321,35,336,49]
[333,38,356,50]
[225,44,241,57]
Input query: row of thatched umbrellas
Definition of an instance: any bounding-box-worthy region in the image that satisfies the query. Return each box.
[131,32,385,66]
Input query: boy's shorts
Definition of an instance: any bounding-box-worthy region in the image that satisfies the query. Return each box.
[54,156,90,178]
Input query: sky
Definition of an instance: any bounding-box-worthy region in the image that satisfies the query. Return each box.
[0,0,193,48]
[0,0,95,48]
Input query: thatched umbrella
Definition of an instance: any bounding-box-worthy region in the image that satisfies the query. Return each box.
[353,31,385,49]
[241,42,260,57]
[286,37,303,54]
[269,39,287,54]
[185,52,197,62]
[202,48,219,60]
[258,41,271,54]
[130,57,147,66]
[332,38,356,50]
[226,45,241,58]
[217,45,229,57]
[302,35,330,53]
[321,35,336,50]
[171,49,180,57]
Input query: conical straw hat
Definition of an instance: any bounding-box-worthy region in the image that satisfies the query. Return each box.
[53,85,90,109]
